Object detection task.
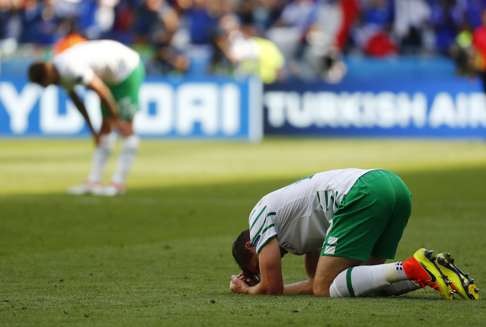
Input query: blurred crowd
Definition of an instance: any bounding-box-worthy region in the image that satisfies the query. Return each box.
[2,0,486,82]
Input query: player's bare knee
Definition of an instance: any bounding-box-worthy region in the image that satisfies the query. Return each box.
[312,280,331,297]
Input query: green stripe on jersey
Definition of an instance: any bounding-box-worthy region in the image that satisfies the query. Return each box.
[249,206,267,230]
[251,217,268,244]
[256,235,277,253]
[250,212,276,244]
[259,224,275,236]
[251,222,276,246]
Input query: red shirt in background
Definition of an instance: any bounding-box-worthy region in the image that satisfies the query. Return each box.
[337,0,360,50]
[473,26,486,71]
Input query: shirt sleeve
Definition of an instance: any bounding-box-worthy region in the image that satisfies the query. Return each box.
[54,56,94,88]
[248,204,277,253]
[230,38,259,62]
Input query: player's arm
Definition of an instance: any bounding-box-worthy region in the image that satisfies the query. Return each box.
[230,238,284,295]
[282,251,319,295]
[86,75,119,120]
[67,89,99,145]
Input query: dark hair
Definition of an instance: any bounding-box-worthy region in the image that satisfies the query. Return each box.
[28,62,48,85]
[232,229,253,275]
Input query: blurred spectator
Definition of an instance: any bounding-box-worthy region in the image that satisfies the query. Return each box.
[473,9,486,91]
[20,0,61,45]
[177,0,226,46]
[133,0,188,73]
[460,0,483,28]
[266,0,315,77]
[250,0,286,34]
[265,0,348,82]
[336,0,360,51]
[450,23,474,76]
[279,0,315,31]
[354,0,396,57]
[0,0,21,55]
[78,0,119,40]
[216,13,284,83]
[109,0,140,43]
[3,0,486,81]
[174,0,239,74]
[393,0,431,54]
[304,0,348,82]
[133,0,177,44]
[429,0,486,55]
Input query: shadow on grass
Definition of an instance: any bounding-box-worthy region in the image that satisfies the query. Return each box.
[1,166,486,255]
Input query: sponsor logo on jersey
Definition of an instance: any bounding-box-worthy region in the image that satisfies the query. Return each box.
[324,245,336,255]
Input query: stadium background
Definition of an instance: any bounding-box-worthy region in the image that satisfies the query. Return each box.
[3,0,486,139]
[1,0,486,326]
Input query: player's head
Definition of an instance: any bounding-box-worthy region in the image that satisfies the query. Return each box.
[232,229,259,277]
[28,61,58,87]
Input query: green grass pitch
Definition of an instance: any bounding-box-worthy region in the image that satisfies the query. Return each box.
[0,138,485,326]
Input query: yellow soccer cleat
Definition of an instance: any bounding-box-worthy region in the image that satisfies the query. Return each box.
[403,248,454,300]
[435,252,480,300]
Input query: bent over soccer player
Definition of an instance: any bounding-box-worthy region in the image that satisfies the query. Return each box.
[28,39,145,196]
[230,168,479,300]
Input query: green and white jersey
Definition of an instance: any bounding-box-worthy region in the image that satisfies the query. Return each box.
[249,168,373,255]
[53,40,140,90]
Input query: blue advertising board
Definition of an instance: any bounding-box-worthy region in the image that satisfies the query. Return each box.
[264,67,486,139]
[3,57,486,139]
[0,75,263,142]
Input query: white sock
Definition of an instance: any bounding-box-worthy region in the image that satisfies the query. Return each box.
[87,133,116,183]
[112,135,139,185]
[330,262,408,297]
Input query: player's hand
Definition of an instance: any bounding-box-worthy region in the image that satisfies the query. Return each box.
[235,271,260,286]
[92,132,101,146]
[111,118,132,137]
[235,272,246,281]
[229,275,249,294]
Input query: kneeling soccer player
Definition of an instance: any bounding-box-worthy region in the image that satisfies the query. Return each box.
[230,168,479,299]
[28,39,144,196]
